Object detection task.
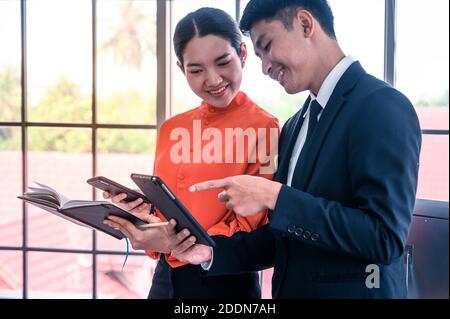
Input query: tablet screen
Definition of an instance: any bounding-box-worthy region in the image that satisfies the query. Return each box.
[131,174,216,247]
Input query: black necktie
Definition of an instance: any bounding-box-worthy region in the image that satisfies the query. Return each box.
[306,99,322,141]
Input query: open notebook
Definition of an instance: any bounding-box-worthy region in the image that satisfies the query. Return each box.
[18,182,148,239]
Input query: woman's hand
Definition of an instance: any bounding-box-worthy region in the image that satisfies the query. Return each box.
[103,214,194,254]
[170,243,213,265]
[103,190,150,215]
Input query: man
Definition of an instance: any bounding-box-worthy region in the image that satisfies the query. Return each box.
[171,0,421,298]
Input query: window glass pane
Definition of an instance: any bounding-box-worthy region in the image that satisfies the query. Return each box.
[397,0,449,130]
[97,254,154,298]
[28,252,92,298]
[97,0,157,125]
[0,0,21,122]
[0,251,22,298]
[27,0,92,123]
[171,0,236,116]
[417,135,449,201]
[0,126,22,246]
[96,128,156,251]
[329,0,385,80]
[261,268,273,299]
[415,108,449,132]
[27,127,93,250]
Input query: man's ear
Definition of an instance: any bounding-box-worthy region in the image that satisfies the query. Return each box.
[176,60,185,74]
[240,42,248,67]
[296,9,315,38]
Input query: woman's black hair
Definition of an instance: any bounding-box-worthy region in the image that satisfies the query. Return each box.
[173,7,242,68]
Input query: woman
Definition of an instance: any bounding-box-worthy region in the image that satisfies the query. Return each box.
[104,7,279,299]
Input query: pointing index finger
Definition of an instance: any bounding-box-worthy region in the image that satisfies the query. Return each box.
[189,179,228,192]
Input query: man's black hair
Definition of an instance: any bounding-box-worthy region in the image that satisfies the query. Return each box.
[239,0,336,39]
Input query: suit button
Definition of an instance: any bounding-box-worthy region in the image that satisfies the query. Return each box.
[311,233,320,241]
[303,230,311,240]
[294,227,303,237]
[287,225,296,233]
[178,174,185,180]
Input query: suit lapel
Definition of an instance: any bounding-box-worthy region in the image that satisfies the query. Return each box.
[292,62,366,190]
[275,97,311,183]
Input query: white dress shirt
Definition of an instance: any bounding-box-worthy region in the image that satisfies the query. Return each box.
[286,55,355,186]
[202,56,355,271]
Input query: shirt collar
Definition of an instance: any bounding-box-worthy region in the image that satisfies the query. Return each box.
[309,55,355,109]
[200,91,248,115]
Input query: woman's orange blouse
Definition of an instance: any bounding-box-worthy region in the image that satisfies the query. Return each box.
[148,91,279,268]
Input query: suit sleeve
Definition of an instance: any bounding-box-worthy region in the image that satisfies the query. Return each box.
[269,88,422,265]
[207,224,276,275]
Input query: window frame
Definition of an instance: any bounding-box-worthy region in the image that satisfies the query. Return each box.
[0,0,447,299]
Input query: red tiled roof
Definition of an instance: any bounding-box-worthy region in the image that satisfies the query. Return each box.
[0,211,155,298]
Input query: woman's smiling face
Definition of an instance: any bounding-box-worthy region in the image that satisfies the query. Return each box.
[181,35,246,108]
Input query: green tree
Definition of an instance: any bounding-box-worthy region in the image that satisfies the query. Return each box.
[29,77,91,123]
[0,67,21,151]
[415,89,449,107]
[28,78,91,153]
[0,66,21,122]
[28,126,91,153]
[99,90,156,124]
[0,127,20,151]
[98,128,154,154]
[26,77,155,154]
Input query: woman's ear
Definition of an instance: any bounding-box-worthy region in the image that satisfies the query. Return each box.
[240,42,248,68]
[176,60,185,74]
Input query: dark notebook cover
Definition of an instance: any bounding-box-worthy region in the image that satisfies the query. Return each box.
[18,182,147,240]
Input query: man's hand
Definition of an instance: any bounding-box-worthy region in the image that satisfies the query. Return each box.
[189,175,282,217]
[103,214,193,254]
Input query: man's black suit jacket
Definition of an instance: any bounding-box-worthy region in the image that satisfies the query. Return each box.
[207,62,422,298]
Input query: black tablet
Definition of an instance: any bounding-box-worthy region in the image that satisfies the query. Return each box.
[131,173,216,247]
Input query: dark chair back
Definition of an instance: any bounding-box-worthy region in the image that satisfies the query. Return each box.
[406,199,449,299]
